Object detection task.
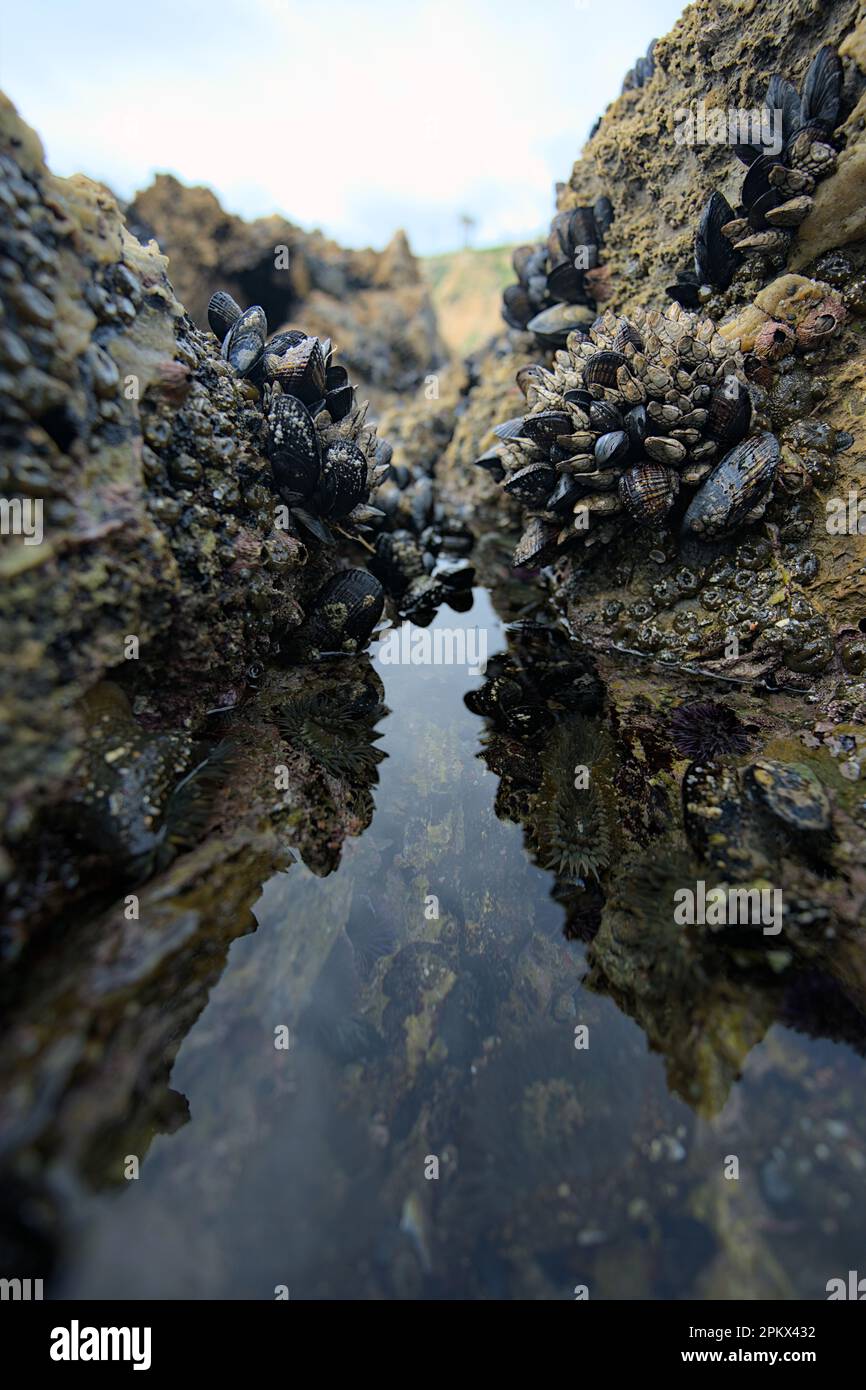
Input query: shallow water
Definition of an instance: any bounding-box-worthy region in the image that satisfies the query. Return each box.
[13,588,866,1300]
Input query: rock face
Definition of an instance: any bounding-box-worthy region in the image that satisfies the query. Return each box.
[442,0,866,696]
[129,175,446,409]
[0,93,384,922]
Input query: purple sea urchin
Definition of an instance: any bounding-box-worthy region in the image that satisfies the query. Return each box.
[669,700,750,761]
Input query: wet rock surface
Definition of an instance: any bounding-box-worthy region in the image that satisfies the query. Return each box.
[2,0,866,1303]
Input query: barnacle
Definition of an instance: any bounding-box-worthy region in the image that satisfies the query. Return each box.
[484,303,782,563]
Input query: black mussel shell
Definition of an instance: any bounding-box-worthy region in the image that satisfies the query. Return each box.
[746,758,831,833]
[265,334,327,405]
[733,142,764,166]
[589,400,624,433]
[583,350,628,389]
[706,381,752,444]
[513,517,560,568]
[304,569,384,655]
[562,207,600,255]
[267,392,321,499]
[517,364,547,396]
[224,305,267,377]
[546,261,590,304]
[612,317,644,353]
[748,187,782,230]
[494,416,528,441]
[370,529,426,597]
[208,289,242,342]
[465,675,523,719]
[593,195,614,238]
[502,703,555,741]
[564,387,593,411]
[503,283,536,329]
[522,410,572,448]
[267,329,307,355]
[681,433,780,539]
[741,155,782,212]
[594,429,629,467]
[526,303,594,347]
[474,447,505,482]
[765,74,802,147]
[695,191,739,288]
[504,464,558,505]
[800,45,843,133]
[625,403,648,453]
[325,363,349,390]
[619,463,679,526]
[512,244,537,281]
[547,473,586,514]
[666,276,702,309]
[313,441,369,519]
[324,383,354,421]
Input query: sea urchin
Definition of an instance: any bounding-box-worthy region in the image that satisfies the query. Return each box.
[668,700,750,761]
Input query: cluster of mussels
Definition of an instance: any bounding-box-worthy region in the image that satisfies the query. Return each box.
[207,289,474,654]
[621,38,656,95]
[207,289,386,547]
[501,199,614,348]
[668,45,845,306]
[481,303,784,567]
[203,288,395,657]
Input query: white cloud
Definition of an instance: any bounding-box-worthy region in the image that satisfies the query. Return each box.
[1,0,686,253]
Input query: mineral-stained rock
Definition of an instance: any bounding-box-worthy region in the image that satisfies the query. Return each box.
[128,175,446,409]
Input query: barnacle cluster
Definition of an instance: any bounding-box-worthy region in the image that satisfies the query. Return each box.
[482,303,782,566]
[668,46,845,305]
[501,200,614,347]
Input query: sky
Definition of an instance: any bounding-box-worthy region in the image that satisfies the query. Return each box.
[0,0,688,256]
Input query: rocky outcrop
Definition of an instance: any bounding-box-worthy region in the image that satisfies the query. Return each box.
[0,94,387,941]
[442,0,866,694]
[129,175,446,410]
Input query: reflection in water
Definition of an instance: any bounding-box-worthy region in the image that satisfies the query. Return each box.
[2,588,866,1299]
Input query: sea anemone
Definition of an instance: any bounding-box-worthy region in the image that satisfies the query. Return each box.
[529,721,613,884]
[276,691,386,779]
